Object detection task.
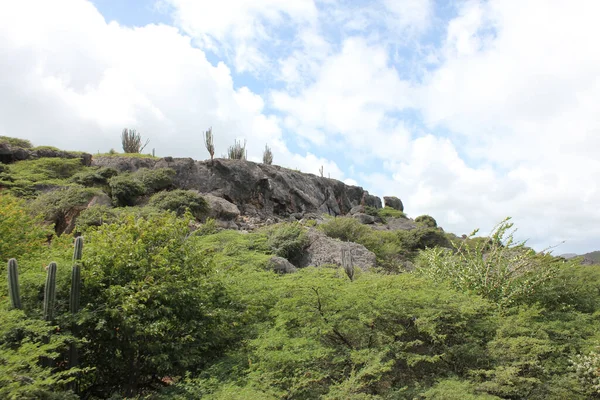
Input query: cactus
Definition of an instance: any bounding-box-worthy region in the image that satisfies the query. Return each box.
[342,248,354,282]
[70,237,83,314]
[43,262,57,321]
[7,258,22,309]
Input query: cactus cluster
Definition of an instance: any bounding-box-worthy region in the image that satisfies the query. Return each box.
[6,237,83,318]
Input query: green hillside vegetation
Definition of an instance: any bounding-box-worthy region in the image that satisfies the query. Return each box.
[1,137,600,399]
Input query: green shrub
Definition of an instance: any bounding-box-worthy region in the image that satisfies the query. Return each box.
[415,217,564,306]
[9,157,85,182]
[262,222,309,263]
[318,216,370,243]
[148,189,209,219]
[70,167,118,187]
[0,194,53,261]
[29,186,99,232]
[108,174,145,206]
[134,167,176,193]
[0,135,33,148]
[415,214,438,228]
[32,145,61,152]
[378,206,406,219]
[75,205,118,230]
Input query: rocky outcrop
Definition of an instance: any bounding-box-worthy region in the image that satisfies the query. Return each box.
[92,157,382,219]
[353,213,375,224]
[297,229,377,270]
[201,193,240,221]
[0,142,92,166]
[374,217,418,232]
[384,196,403,212]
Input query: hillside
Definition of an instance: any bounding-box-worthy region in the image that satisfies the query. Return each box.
[2,136,600,399]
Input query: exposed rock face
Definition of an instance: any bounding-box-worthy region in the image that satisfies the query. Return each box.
[384,196,404,212]
[373,217,418,232]
[0,142,92,166]
[92,157,382,219]
[298,229,377,270]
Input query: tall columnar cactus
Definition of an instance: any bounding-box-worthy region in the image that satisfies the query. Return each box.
[43,262,57,321]
[70,236,83,314]
[342,248,354,282]
[7,258,22,309]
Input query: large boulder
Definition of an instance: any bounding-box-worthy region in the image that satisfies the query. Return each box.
[353,213,375,224]
[267,256,298,274]
[202,193,240,221]
[92,157,382,219]
[383,196,404,212]
[297,229,377,270]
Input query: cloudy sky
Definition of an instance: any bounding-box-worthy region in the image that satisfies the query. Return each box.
[1,0,599,254]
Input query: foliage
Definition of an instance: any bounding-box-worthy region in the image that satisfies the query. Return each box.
[318,216,370,243]
[418,379,502,399]
[76,213,238,397]
[261,222,309,263]
[0,135,33,148]
[29,186,99,232]
[227,139,247,160]
[121,128,149,153]
[0,306,78,399]
[96,152,158,159]
[70,167,118,187]
[148,189,209,219]
[571,347,600,396]
[415,217,564,307]
[134,167,176,193]
[262,144,273,165]
[378,206,406,219]
[0,194,52,262]
[415,214,437,228]
[108,174,146,206]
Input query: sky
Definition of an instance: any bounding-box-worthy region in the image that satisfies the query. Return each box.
[0,0,599,255]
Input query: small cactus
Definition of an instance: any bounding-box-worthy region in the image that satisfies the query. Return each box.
[7,258,22,309]
[43,262,57,321]
[342,248,354,282]
[70,237,83,314]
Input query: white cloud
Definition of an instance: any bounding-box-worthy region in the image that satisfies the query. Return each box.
[0,0,346,181]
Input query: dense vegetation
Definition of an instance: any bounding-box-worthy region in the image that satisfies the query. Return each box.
[1,138,600,399]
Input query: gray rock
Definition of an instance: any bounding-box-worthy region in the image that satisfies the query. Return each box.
[298,229,377,270]
[267,256,298,274]
[92,157,382,219]
[216,220,239,230]
[87,193,112,207]
[201,193,240,221]
[373,217,418,232]
[383,196,404,212]
[349,205,364,215]
[353,213,375,224]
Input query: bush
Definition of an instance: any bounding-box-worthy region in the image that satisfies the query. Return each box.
[148,189,209,219]
[75,205,118,230]
[9,157,85,182]
[0,194,52,261]
[262,222,309,263]
[415,214,438,228]
[0,135,33,148]
[108,174,146,206]
[70,167,118,187]
[415,217,564,306]
[318,216,370,243]
[29,186,99,234]
[134,167,176,193]
[378,206,406,219]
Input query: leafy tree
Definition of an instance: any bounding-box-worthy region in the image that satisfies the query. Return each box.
[76,213,237,397]
[108,174,146,206]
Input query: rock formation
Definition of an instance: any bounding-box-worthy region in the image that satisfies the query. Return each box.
[92,156,382,219]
